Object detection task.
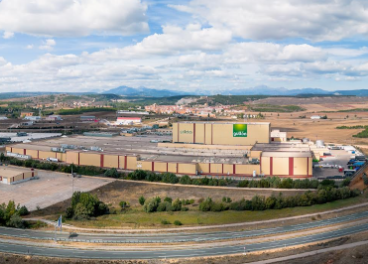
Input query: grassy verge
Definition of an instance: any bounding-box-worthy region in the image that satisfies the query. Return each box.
[63,195,367,228]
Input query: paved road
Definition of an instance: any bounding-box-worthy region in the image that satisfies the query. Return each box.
[2,210,368,243]
[1,223,368,259]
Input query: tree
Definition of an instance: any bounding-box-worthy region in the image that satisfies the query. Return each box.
[179,175,191,184]
[171,199,182,211]
[119,201,128,210]
[143,197,160,213]
[139,196,145,206]
[104,168,120,178]
[0,153,5,162]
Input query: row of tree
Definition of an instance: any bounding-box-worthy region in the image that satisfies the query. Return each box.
[127,170,231,186]
[142,196,191,213]
[199,187,360,212]
[237,177,342,189]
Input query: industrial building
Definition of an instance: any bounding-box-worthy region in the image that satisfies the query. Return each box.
[5,121,314,178]
[0,167,38,185]
[173,122,270,145]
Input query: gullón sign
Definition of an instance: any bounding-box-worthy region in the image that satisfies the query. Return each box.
[233,124,248,137]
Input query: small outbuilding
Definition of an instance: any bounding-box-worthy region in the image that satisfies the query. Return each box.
[0,167,38,185]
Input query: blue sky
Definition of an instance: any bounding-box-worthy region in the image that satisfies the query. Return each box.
[1,0,368,93]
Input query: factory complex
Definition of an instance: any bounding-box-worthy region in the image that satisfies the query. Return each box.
[4,121,319,178]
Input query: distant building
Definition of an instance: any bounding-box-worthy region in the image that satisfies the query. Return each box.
[23,116,41,121]
[0,116,8,120]
[46,115,63,121]
[20,112,34,117]
[80,116,95,121]
[20,121,34,126]
[116,117,142,124]
[311,115,321,120]
[117,110,149,116]
[271,130,287,142]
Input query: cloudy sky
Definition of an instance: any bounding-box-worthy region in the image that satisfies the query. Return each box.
[1,0,368,93]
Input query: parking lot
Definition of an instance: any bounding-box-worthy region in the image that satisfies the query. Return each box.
[313,149,355,178]
[0,167,113,211]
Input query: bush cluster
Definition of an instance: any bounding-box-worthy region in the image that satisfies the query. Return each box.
[238,177,325,189]
[353,128,368,138]
[336,125,368,129]
[0,201,29,228]
[142,196,187,213]
[127,170,231,186]
[3,157,111,177]
[199,187,360,212]
[65,192,109,220]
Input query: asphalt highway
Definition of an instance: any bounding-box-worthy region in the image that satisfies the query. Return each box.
[1,223,368,259]
[1,210,368,243]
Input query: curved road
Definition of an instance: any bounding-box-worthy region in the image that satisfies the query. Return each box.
[1,210,368,243]
[1,223,368,259]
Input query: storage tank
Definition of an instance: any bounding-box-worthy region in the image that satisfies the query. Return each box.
[302,138,309,143]
[316,140,325,148]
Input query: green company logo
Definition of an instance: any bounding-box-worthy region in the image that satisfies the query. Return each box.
[180,130,193,134]
[233,124,247,137]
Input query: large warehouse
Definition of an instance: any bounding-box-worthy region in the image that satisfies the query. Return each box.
[5,121,313,178]
[173,122,270,145]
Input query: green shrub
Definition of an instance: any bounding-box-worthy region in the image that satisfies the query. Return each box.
[139,196,145,206]
[164,197,172,203]
[18,206,29,216]
[161,220,170,225]
[143,197,161,213]
[179,175,192,184]
[174,220,182,226]
[104,168,120,178]
[67,192,108,219]
[171,199,182,211]
[161,173,179,184]
[119,201,128,210]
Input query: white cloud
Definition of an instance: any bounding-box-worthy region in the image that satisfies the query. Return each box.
[171,0,368,41]
[89,24,232,61]
[2,31,14,39]
[0,0,148,37]
[39,39,56,50]
[26,44,34,49]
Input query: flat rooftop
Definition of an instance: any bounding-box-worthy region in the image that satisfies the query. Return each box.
[0,167,32,178]
[10,135,250,164]
[252,143,311,152]
[177,121,270,125]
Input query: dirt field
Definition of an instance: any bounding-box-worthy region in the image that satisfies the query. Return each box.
[0,169,113,211]
[92,181,310,208]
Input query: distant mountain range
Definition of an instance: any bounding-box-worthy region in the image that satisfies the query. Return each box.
[103,85,368,97]
[103,86,187,97]
[3,86,368,99]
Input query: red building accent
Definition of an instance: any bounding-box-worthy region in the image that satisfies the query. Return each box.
[270,157,273,176]
[233,164,236,175]
[307,158,310,176]
[100,154,104,168]
[124,156,127,170]
[152,162,155,172]
[193,123,196,144]
[289,157,294,176]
